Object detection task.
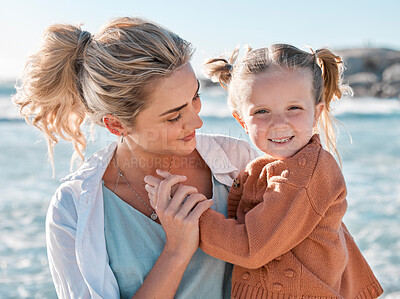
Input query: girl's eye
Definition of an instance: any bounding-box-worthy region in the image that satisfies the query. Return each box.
[288,106,302,111]
[167,113,182,123]
[255,109,268,114]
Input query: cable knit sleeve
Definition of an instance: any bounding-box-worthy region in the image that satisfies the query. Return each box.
[199,138,347,269]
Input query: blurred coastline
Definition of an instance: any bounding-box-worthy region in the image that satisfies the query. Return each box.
[199,47,400,101]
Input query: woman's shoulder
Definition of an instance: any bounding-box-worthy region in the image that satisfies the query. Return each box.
[196,133,259,182]
[198,133,249,146]
[49,142,117,213]
[197,133,258,159]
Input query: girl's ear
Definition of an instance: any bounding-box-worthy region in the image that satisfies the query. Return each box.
[232,111,248,133]
[313,102,325,127]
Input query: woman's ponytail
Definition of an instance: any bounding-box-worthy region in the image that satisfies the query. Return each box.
[13,24,89,175]
[13,17,194,176]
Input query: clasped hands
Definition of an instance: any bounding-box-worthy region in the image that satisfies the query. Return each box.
[144,169,213,217]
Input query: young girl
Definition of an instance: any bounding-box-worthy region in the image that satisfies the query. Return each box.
[145,44,383,298]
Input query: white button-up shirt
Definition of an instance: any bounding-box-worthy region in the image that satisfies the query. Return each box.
[46,134,258,298]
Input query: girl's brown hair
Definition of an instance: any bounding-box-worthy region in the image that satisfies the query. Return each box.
[13,17,193,173]
[204,44,352,161]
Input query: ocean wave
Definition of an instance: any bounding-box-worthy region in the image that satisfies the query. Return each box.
[332,97,400,117]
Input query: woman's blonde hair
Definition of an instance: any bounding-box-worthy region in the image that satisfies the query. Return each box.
[13,17,193,173]
[204,44,352,161]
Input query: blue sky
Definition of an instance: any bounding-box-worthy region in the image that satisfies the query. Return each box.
[1,0,399,80]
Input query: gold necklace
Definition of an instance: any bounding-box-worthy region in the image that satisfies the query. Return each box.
[113,154,175,221]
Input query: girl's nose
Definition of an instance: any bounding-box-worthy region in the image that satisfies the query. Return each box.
[271,114,289,129]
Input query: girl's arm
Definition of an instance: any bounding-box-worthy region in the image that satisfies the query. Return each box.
[198,151,347,269]
[146,150,347,270]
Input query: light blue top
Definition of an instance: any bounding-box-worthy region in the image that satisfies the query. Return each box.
[103,176,233,299]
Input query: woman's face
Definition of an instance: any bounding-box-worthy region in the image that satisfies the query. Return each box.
[128,63,203,157]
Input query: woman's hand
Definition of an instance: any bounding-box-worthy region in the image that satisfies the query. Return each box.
[144,170,213,258]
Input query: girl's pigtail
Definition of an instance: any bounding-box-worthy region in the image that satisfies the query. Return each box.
[314,49,353,164]
[13,24,90,176]
[203,48,239,90]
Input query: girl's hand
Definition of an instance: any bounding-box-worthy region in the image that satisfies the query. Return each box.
[144,170,213,258]
[144,169,179,208]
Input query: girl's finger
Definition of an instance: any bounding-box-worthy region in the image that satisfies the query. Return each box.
[144,175,161,188]
[145,183,157,195]
[157,175,187,211]
[148,193,157,208]
[145,184,158,208]
[156,169,173,179]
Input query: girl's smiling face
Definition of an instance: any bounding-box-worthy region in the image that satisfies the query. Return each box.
[239,68,324,160]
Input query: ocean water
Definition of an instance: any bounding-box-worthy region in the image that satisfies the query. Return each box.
[1,86,400,298]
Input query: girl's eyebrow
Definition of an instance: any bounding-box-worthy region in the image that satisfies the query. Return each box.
[159,80,200,117]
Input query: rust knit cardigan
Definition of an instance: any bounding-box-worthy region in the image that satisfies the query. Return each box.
[199,135,383,298]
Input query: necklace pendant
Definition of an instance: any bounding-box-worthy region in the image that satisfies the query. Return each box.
[150,212,158,221]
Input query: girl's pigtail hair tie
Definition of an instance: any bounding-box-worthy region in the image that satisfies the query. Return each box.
[203,47,240,90]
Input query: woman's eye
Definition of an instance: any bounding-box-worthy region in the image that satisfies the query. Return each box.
[193,93,200,101]
[167,113,182,123]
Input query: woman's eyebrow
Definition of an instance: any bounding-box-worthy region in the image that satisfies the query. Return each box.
[159,80,200,117]
[160,103,188,117]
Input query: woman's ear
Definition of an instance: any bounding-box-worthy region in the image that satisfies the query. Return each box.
[103,114,128,136]
[232,111,248,133]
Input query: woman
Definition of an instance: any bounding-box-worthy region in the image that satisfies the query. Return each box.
[13,17,258,298]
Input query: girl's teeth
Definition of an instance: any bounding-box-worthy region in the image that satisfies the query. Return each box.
[271,137,291,143]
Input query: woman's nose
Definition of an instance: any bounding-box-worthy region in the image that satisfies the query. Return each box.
[184,109,203,130]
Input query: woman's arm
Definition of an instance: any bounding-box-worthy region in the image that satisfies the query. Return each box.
[46,198,95,298]
[134,175,213,299]
[131,247,192,299]
[47,177,212,299]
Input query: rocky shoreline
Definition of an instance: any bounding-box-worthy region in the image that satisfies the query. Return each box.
[338,48,400,99]
[200,48,400,100]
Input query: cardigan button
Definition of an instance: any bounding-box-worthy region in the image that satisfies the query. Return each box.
[241,272,250,280]
[273,283,283,291]
[233,178,240,188]
[284,269,295,278]
[275,255,282,261]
